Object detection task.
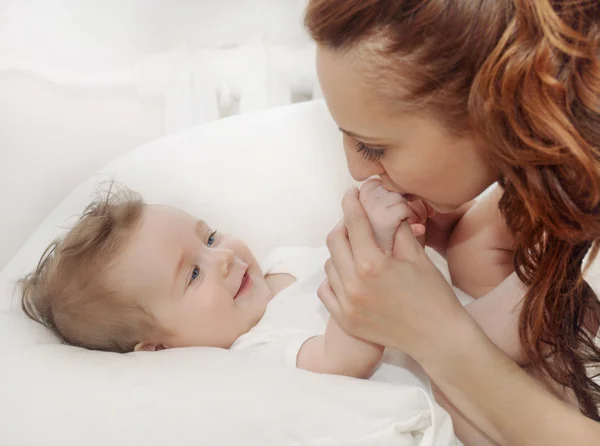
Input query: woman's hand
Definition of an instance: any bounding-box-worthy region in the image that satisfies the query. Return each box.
[318,188,466,360]
[319,190,600,446]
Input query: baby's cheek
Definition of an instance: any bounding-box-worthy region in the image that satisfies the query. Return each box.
[231,240,255,262]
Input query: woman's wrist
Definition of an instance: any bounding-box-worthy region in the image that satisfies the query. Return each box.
[415,311,599,446]
[416,312,514,444]
[412,308,486,377]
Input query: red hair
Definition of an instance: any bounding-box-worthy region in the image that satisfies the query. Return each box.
[306,0,600,418]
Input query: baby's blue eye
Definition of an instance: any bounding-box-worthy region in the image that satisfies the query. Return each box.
[189,266,200,285]
[207,230,217,246]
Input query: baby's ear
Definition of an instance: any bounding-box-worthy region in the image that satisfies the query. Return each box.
[134,341,166,352]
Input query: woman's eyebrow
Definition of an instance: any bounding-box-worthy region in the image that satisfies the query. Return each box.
[338,127,386,143]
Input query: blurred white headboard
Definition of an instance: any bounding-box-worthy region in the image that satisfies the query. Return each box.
[0,0,317,270]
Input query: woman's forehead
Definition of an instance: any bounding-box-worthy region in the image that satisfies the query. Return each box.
[317,46,414,141]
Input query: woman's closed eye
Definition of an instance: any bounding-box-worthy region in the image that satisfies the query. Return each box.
[355,140,385,161]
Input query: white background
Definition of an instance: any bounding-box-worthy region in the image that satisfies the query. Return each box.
[0,0,315,270]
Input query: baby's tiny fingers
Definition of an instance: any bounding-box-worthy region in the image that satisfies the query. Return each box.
[410,223,426,237]
[381,191,407,207]
[386,202,415,223]
[407,200,428,223]
[360,177,382,193]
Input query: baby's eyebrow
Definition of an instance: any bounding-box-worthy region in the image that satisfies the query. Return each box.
[195,219,208,236]
[172,253,186,297]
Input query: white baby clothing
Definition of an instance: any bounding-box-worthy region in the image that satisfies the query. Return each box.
[230,246,431,392]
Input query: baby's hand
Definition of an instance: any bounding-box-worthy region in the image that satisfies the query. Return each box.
[359,178,425,253]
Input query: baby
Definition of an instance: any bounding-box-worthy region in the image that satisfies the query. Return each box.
[20,178,422,379]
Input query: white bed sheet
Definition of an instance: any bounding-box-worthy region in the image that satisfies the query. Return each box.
[0,101,458,445]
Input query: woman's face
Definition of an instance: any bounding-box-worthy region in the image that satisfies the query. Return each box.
[316,45,499,213]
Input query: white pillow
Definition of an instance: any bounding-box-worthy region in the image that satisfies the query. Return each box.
[0,100,455,446]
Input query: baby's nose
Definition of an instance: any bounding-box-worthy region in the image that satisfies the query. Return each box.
[214,249,234,276]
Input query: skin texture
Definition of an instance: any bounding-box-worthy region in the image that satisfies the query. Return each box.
[118,205,384,378]
[118,205,273,350]
[316,46,499,214]
[315,44,600,445]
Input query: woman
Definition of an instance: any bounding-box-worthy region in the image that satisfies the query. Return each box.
[305,1,600,445]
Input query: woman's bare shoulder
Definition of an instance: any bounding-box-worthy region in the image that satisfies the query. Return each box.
[446,185,515,297]
[452,185,514,251]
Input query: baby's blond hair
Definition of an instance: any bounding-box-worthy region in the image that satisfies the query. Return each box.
[19,184,163,352]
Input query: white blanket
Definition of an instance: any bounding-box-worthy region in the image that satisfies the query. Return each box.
[232,246,433,392]
[0,101,458,445]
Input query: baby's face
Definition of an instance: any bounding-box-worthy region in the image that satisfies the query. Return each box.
[118,205,273,350]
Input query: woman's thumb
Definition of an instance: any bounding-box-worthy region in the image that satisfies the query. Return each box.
[393,220,420,260]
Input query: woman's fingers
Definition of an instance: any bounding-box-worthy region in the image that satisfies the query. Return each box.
[326,218,355,274]
[393,219,421,260]
[317,278,344,322]
[324,257,348,308]
[341,188,383,271]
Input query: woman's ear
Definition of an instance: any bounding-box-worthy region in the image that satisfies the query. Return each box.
[133,341,168,352]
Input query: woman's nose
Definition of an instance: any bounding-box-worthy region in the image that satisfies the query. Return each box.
[344,144,384,181]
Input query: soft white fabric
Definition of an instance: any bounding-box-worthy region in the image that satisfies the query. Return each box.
[230,247,327,368]
[0,0,314,271]
[0,101,456,445]
[232,246,431,392]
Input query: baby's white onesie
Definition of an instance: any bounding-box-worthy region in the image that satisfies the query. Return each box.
[230,246,430,392]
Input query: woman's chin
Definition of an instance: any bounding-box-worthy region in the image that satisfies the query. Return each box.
[428,201,461,214]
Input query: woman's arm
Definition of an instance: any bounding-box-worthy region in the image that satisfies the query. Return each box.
[435,273,585,444]
[318,189,600,446]
[464,272,528,366]
[431,382,499,446]
[423,312,600,446]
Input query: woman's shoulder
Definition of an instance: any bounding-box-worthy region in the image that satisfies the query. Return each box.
[456,184,514,251]
[446,184,515,297]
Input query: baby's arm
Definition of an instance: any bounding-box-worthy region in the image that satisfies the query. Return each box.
[264,271,383,378]
[297,319,384,378]
[358,177,424,253]
[297,178,422,378]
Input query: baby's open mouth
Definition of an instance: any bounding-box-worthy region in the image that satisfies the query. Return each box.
[234,271,250,299]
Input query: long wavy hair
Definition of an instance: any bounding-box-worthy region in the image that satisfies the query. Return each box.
[306,0,600,418]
